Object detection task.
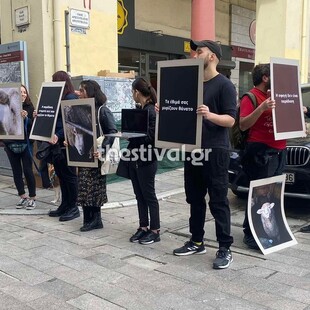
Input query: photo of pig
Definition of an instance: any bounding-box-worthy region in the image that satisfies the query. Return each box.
[0,84,23,139]
[61,98,98,168]
[248,175,297,255]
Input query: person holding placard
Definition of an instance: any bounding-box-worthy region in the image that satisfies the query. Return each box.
[77,80,117,232]
[126,77,160,245]
[3,85,37,209]
[173,40,236,269]
[48,71,80,221]
[239,64,286,249]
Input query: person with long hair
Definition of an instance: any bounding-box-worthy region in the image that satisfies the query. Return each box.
[127,77,160,245]
[48,71,80,221]
[4,85,37,209]
[77,79,117,231]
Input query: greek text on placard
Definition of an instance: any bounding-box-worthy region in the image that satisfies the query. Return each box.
[275,93,298,104]
[37,105,55,118]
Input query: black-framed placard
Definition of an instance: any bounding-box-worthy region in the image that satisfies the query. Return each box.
[61,98,98,168]
[30,82,65,142]
[0,83,24,140]
[155,58,203,152]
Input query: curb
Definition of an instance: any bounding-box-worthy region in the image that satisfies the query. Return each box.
[0,187,185,215]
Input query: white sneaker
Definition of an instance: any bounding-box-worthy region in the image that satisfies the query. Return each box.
[16,198,28,209]
[26,200,36,210]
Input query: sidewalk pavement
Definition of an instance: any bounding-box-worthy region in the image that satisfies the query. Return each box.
[0,168,310,309]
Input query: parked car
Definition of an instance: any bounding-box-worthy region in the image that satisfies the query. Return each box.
[229,83,310,200]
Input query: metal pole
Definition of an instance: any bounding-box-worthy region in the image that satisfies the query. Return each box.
[64,10,71,74]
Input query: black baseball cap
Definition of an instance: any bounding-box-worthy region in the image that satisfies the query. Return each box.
[190,40,222,60]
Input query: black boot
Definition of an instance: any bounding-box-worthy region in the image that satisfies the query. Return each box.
[80,207,103,231]
[80,207,92,231]
[59,206,80,221]
[48,203,67,217]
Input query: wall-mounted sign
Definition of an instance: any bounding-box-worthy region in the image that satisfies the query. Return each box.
[15,6,30,27]
[249,20,256,45]
[184,41,190,53]
[231,45,255,60]
[70,9,90,29]
[117,0,128,34]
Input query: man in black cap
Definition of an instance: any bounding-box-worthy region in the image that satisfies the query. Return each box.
[173,39,237,269]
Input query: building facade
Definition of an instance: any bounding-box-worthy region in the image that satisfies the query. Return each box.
[0,0,258,98]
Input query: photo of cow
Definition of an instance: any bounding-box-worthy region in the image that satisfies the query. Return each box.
[0,83,23,140]
[61,98,98,168]
[248,175,297,255]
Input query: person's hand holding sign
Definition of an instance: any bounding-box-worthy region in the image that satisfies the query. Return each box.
[197,104,211,119]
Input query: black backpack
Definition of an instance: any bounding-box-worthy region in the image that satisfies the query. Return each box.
[230,92,257,150]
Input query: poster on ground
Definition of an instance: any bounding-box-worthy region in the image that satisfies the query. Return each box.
[30,82,65,142]
[61,98,97,168]
[248,175,297,255]
[271,57,306,140]
[155,58,203,152]
[0,83,23,140]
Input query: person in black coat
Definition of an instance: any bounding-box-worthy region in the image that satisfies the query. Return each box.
[127,77,160,245]
[77,80,117,231]
[47,71,80,221]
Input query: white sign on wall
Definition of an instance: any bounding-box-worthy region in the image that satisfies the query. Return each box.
[15,6,30,27]
[70,9,90,29]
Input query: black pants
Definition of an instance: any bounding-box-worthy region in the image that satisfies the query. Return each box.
[52,149,78,210]
[5,145,36,197]
[184,148,233,249]
[39,159,51,188]
[129,161,160,230]
[242,142,286,236]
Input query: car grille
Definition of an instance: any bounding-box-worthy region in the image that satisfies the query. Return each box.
[286,146,310,166]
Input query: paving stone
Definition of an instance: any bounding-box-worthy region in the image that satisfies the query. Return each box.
[26,294,78,310]
[0,282,48,302]
[36,278,85,301]
[44,265,92,285]
[67,293,124,310]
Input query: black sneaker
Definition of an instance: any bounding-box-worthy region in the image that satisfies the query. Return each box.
[213,247,233,269]
[173,240,206,256]
[139,231,160,245]
[129,228,148,243]
[243,234,259,250]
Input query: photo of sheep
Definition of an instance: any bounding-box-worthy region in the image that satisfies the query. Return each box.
[61,98,98,168]
[248,174,297,255]
[0,83,23,140]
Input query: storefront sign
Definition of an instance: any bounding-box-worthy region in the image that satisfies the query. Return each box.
[249,20,256,45]
[231,45,255,60]
[117,0,128,34]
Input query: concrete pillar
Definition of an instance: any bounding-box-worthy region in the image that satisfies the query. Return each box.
[255,0,310,83]
[191,0,215,40]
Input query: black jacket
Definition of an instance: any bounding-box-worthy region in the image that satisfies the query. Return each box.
[127,103,157,165]
[98,105,117,150]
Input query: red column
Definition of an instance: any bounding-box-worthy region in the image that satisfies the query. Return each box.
[191,0,215,41]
